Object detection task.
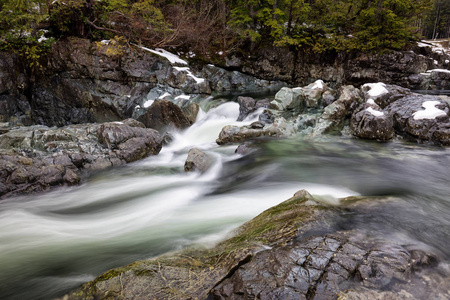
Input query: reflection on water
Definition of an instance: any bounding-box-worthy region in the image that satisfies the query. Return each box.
[0,102,450,299]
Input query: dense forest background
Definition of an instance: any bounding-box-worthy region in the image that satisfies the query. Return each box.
[0,0,449,62]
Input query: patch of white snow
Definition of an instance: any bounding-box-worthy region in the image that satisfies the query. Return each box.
[413,101,447,120]
[310,80,324,90]
[173,67,205,84]
[434,60,439,65]
[366,107,384,117]
[363,82,389,98]
[175,95,190,100]
[158,92,171,99]
[140,46,188,65]
[100,40,110,45]
[367,99,376,105]
[143,100,155,108]
[38,35,48,43]
[430,69,450,74]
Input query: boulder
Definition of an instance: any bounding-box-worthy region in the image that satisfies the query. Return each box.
[237,96,270,121]
[62,192,447,300]
[184,148,212,172]
[270,87,304,111]
[350,101,394,141]
[312,85,363,136]
[385,94,450,145]
[137,100,193,133]
[216,117,294,145]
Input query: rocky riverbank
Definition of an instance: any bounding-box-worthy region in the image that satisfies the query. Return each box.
[62,191,449,299]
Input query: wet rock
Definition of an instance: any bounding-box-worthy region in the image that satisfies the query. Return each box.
[216,117,294,145]
[137,100,193,133]
[313,85,363,136]
[270,87,304,111]
[184,148,212,172]
[181,102,200,124]
[258,109,275,125]
[237,96,270,121]
[351,102,394,141]
[0,121,162,199]
[62,192,448,300]
[385,94,450,145]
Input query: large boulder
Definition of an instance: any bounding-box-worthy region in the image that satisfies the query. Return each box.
[385,94,450,145]
[350,101,394,141]
[62,192,448,300]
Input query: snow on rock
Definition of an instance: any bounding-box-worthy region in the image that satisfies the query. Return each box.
[413,101,447,120]
[362,82,389,98]
[429,69,450,74]
[173,66,205,84]
[143,100,155,108]
[366,107,384,117]
[367,99,376,105]
[140,46,188,65]
[175,95,190,100]
[310,80,324,90]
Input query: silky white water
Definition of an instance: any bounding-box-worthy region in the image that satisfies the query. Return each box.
[1,99,449,299]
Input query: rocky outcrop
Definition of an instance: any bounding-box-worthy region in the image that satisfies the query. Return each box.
[0,120,162,199]
[184,148,212,172]
[62,191,448,300]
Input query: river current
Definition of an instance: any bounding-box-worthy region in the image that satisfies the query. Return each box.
[1,98,449,299]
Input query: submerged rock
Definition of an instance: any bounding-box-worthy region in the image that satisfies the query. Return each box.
[184,148,212,173]
[62,191,448,300]
[0,120,162,198]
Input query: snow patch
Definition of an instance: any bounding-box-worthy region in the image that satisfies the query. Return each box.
[366,107,384,117]
[413,101,447,120]
[100,40,110,45]
[434,60,439,65]
[367,99,376,105]
[363,82,389,98]
[143,100,155,108]
[445,60,450,64]
[175,95,190,100]
[310,80,324,90]
[38,35,48,43]
[173,67,205,84]
[429,69,450,74]
[140,47,188,65]
[158,92,171,99]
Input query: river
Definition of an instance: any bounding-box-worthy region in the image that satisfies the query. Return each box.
[0,98,449,299]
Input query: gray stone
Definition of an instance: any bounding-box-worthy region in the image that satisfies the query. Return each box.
[184,148,212,172]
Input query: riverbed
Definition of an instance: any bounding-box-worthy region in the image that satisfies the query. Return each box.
[1,99,449,299]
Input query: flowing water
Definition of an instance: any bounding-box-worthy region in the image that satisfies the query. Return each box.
[1,100,450,299]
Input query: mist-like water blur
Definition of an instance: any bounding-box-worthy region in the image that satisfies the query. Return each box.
[1,99,449,299]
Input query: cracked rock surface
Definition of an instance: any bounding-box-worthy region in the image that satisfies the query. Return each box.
[62,191,449,300]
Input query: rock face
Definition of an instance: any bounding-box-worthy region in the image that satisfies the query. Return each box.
[0,120,162,199]
[62,191,448,300]
[184,148,212,172]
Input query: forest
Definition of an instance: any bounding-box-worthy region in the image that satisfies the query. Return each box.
[0,0,449,60]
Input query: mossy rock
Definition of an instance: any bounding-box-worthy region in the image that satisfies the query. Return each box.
[63,190,330,300]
